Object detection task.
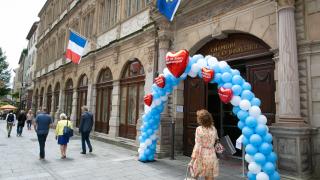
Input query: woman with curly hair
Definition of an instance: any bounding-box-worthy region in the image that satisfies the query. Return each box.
[189,109,219,180]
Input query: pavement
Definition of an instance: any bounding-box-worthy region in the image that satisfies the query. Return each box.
[0,120,244,180]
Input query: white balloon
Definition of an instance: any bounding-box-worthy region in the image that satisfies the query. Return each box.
[191,63,201,74]
[138,148,143,154]
[140,143,146,149]
[249,106,261,118]
[239,99,251,111]
[219,61,228,69]
[257,115,267,125]
[231,96,241,106]
[151,134,157,140]
[197,58,207,69]
[145,139,152,146]
[188,70,197,78]
[144,105,151,113]
[248,162,262,174]
[163,68,171,76]
[245,154,254,163]
[154,99,161,106]
[160,96,168,102]
[256,172,269,180]
[207,57,218,67]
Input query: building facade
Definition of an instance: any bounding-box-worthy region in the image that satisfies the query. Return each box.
[33,0,320,179]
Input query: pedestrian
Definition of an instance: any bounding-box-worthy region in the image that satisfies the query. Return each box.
[34,108,52,160]
[16,110,27,136]
[79,106,93,154]
[188,109,219,180]
[55,113,73,159]
[26,110,33,130]
[5,111,16,138]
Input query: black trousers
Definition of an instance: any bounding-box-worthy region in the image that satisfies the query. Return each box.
[81,132,92,153]
[37,133,48,158]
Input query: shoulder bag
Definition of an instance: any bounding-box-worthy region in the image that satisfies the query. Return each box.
[63,120,73,137]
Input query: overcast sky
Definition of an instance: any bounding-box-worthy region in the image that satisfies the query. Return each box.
[0,0,46,85]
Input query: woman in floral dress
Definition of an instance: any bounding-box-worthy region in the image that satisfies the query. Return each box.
[190,109,219,180]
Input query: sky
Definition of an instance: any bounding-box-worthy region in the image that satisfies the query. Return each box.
[0,0,46,86]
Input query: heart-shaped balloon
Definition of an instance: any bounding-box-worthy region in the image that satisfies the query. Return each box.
[144,94,153,106]
[218,87,233,104]
[154,75,165,88]
[201,68,215,83]
[166,49,189,78]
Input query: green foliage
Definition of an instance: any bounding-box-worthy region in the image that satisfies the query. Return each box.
[0,47,11,97]
[11,91,19,99]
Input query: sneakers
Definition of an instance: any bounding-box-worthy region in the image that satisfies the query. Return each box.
[89,149,92,153]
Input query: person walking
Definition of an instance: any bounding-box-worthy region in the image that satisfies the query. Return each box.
[16,110,27,136]
[79,106,93,154]
[26,110,33,130]
[34,108,52,160]
[55,113,73,159]
[5,111,16,137]
[189,109,220,180]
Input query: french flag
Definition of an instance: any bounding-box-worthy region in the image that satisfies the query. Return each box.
[65,30,87,64]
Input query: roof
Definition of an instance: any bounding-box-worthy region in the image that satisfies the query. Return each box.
[26,21,39,40]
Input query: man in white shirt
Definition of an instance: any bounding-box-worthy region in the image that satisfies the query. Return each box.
[5,111,16,137]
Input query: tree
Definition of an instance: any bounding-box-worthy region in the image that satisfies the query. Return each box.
[0,47,11,97]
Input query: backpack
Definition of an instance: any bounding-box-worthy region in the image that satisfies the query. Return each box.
[7,113,14,122]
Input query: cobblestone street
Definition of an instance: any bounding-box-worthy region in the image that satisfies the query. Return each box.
[0,121,243,180]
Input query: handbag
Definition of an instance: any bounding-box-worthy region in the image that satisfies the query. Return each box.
[63,120,73,137]
[184,165,198,180]
[214,138,225,154]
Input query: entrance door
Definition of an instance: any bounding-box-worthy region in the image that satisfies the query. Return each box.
[77,89,87,127]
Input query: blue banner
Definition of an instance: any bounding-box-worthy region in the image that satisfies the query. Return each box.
[157,0,181,21]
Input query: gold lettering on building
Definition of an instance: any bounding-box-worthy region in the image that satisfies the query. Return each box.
[209,40,261,58]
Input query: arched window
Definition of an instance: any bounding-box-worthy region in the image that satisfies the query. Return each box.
[95,68,113,134]
[34,89,39,111]
[39,87,44,109]
[64,79,73,118]
[76,74,88,127]
[54,83,60,112]
[47,85,52,113]
[119,59,145,139]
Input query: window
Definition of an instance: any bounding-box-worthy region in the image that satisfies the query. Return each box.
[119,60,145,139]
[99,0,118,33]
[58,31,66,57]
[54,83,60,112]
[124,0,149,18]
[95,68,113,134]
[76,75,88,127]
[47,85,52,113]
[82,11,94,38]
[64,79,73,118]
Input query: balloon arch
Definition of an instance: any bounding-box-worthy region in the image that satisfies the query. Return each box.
[139,50,280,180]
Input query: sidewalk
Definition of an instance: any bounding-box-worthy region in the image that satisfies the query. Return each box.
[0,121,244,180]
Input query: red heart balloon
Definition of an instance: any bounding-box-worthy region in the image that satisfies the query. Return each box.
[144,94,153,106]
[201,68,215,83]
[166,49,189,78]
[218,87,233,104]
[154,75,165,88]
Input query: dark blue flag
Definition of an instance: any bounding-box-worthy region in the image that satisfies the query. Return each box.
[157,0,181,21]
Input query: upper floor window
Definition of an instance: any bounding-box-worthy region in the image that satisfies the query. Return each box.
[124,0,149,18]
[99,0,118,33]
[82,11,94,38]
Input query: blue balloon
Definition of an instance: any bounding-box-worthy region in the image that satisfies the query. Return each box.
[232,85,243,96]
[251,97,261,107]
[232,75,243,85]
[237,121,245,130]
[147,154,155,161]
[241,90,254,100]
[191,54,204,63]
[242,82,252,91]
[237,110,249,121]
[263,133,273,143]
[198,71,203,78]
[213,73,222,84]
[255,124,267,136]
[220,63,231,73]
[247,172,256,180]
[144,149,151,156]
[243,136,249,146]
[259,143,273,155]
[267,152,277,163]
[263,162,275,175]
[138,135,144,142]
[270,172,280,180]
[254,153,266,165]
[232,106,241,115]
[245,144,258,155]
[147,129,153,136]
[250,134,263,146]
[242,126,254,138]
[139,154,147,161]
[245,116,257,128]
[231,69,240,76]
[223,83,233,89]
[142,132,148,139]
[221,72,232,83]
[213,63,221,73]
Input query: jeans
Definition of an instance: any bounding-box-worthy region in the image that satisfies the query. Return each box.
[37,133,48,158]
[81,132,92,153]
[6,123,13,136]
[17,125,23,135]
[27,120,32,129]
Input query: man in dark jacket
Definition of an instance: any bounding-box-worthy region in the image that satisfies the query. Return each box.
[17,110,27,136]
[5,111,16,137]
[79,106,93,154]
[34,108,52,160]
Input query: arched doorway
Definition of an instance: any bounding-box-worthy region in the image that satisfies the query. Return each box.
[34,89,39,111]
[119,59,145,139]
[77,74,88,127]
[95,68,113,134]
[39,87,44,109]
[54,83,60,113]
[64,79,73,118]
[46,85,52,113]
[184,33,275,156]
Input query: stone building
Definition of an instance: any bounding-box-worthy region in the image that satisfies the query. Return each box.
[33,0,319,179]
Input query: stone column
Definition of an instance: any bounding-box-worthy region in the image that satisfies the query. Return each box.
[55,88,65,122]
[270,1,314,179]
[109,81,120,138]
[70,89,78,125]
